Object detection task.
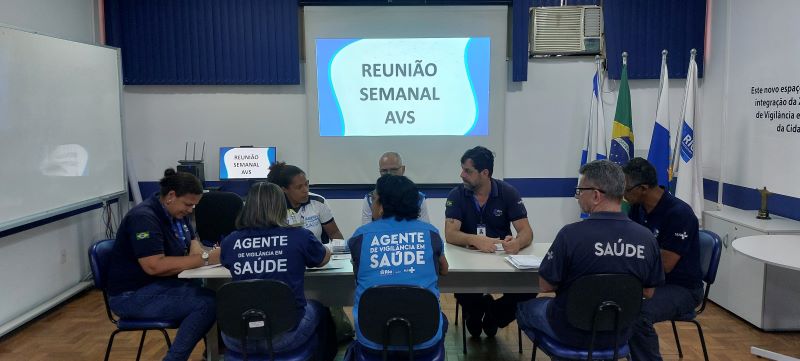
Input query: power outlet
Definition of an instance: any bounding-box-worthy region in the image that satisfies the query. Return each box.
[60,249,67,265]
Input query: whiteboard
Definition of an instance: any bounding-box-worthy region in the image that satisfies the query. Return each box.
[0,25,125,232]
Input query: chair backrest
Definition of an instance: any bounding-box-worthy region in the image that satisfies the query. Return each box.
[195,191,243,246]
[565,274,642,333]
[357,285,440,348]
[698,230,722,284]
[216,279,299,341]
[89,238,119,323]
[89,238,116,291]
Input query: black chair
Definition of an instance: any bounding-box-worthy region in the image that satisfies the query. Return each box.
[669,229,722,361]
[89,239,179,361]
[216,279,317,361]
[195,190,243,247]
[521,274,643,361]
[349,285,445,361]
[454,299,523,354]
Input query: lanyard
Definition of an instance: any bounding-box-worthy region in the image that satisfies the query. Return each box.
[172,219,189,248]
[472,196,485,224]
[159,199,190,251]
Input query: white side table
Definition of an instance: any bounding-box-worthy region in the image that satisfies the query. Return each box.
[733,235,800,361]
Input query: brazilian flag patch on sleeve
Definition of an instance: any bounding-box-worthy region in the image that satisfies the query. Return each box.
[446,200,454,207]
[135,231,150,240]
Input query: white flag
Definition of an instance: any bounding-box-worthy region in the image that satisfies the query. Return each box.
[646,52,671,187]
[673,50,703,220]
[581,59,608,166]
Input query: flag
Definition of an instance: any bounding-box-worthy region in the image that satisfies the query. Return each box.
[609,59,634,166]
[673,50,703,220]
[581,62,608,166]
[579,61,609,218]
[647,53,671,187]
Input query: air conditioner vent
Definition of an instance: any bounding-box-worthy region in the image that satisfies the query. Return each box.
[530,6,603,56]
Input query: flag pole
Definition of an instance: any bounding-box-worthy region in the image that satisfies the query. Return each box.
[595,55,603,89]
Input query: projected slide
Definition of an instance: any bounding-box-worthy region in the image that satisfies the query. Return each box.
[317,37,490,136]
[219,147,276,180]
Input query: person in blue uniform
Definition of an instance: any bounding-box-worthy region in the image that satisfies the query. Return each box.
[517,160,664,349]
[347,174,449,356]
[444,146,535,337]
[219,181,336,360]
[106,169,221,361]
[623,157,703,361]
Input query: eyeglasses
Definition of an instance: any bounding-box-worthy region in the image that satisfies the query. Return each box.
[575,187,606,196]
[624,183,644,193]
[379,167,402,175]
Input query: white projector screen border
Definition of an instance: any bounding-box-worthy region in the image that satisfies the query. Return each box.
[0,26,125,232]
[304,6,508,185]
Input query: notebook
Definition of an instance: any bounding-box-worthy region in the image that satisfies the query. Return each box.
[505,255,543,270]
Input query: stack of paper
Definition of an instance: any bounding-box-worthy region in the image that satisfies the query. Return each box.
[505,255,543,270]
[330,239,349,254]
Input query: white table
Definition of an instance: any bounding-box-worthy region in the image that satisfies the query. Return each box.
[180,242,549,360]
[180,243,548,303]
[733,235,800,361]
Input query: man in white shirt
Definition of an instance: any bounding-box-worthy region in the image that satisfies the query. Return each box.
[360,151,430,224]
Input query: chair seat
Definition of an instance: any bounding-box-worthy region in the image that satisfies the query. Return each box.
[347,340,446,361]
[523,328,630,360]
[116,318,179,330]
[223,334,318,361]
[673,311,697,322]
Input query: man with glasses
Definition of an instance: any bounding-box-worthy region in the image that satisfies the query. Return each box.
[445,146,535,338]
[517,159,663,350]
[622,157,703,361]
[360,152,430,224]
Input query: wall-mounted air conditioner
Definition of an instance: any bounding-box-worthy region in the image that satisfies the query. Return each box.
[529,5,602,56]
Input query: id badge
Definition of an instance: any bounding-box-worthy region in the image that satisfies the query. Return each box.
[476,224,487,236]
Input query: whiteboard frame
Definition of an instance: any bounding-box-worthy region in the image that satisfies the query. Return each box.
[0,24,127,234]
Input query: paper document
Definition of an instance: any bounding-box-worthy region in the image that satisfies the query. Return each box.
[307,262,343,271]
[196,263,222,270]
[505,255,542,270]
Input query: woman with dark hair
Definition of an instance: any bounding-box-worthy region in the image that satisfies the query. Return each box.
[347,175,449,356]
[267,162,343,243]
[107,169,220,361]
[219,182,335,360]
[267,162,354,341]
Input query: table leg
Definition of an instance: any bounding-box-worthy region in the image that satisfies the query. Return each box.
[206,323,219,361]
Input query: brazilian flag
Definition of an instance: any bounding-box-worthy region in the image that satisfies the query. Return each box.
[609,62,634,166]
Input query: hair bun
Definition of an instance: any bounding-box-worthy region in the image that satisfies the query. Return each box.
[269,161,286,171]
[163,168,177,177]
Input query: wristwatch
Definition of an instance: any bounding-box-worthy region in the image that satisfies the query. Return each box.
[201,251,209,266]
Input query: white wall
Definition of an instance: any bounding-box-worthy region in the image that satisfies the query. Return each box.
[713,0,800,199]
[0,0,106,333]
[0,0,97,44]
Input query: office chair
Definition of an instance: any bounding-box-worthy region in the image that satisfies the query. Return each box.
[521,274,643,361]
[216,279,318,361]
[455,298,523,354]
[669,230,722,361]
[194,190,243,247]
[347,285,445,361]
[89,239,179,361]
